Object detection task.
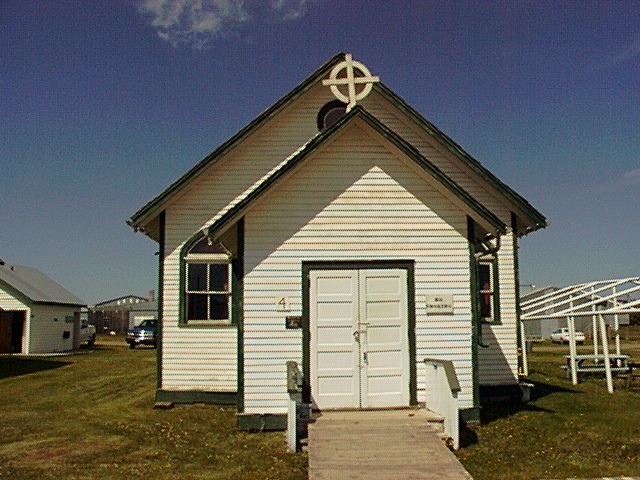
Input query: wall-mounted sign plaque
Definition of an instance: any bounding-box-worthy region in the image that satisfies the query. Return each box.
[426,294,454,314]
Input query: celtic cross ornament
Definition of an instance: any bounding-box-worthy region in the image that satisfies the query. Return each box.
[322,54,380,111]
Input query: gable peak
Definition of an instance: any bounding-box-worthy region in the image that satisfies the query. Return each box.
[322,53,379,111]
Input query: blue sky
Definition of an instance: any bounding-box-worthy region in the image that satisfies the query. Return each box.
[1,1,639,304]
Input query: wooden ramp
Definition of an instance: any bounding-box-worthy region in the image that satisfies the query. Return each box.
[307,410,473,480]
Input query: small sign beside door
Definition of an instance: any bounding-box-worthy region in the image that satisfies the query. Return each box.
[426,294,454,314]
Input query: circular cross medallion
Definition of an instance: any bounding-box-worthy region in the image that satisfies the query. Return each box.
[322,54,380,111]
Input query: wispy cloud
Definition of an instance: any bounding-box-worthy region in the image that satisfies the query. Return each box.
[271,0,310,20]
[595,167,640,192]
[621,167,640,185]
[596,38,640,69]
[138,0,314,49]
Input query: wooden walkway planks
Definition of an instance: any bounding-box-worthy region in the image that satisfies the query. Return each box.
[307,410,473,480]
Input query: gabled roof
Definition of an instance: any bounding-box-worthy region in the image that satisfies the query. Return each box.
[373,83,547,233]
[128,53,346,235]
[0,263,85,307]
[204,106,507,241]
[93,295,149,309]
[128,53,546,240]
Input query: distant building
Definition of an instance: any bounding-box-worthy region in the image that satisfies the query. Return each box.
[128,300,158,329]
[0,261,86,354]
[90,292,156,334]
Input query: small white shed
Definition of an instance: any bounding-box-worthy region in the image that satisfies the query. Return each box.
[128,53,547,426]
[0,262,86,354]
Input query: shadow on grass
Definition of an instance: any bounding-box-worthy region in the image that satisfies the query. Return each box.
[484,380,581,421]
[459,380,582,448]
[0,356,69,380]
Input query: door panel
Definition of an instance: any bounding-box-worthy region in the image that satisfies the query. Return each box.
[310,270,360,409]
[310,268,409,409]
[359,270,408,408]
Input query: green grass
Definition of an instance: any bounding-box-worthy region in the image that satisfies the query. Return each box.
[2,338,640,479]
[457,342,640,480]
[0,343,307,480]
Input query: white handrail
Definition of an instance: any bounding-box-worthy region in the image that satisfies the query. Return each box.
[424,358,460,450]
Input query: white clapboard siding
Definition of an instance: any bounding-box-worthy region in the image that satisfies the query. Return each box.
[362,92,521,386]
[29,304,76,354]
[0,287,28,310]
[361,93,516,222]
[0,288,30,354]
[0,290,78,354]
[243,124,474,414]
[157,76,524,398]
[158,85,339,393]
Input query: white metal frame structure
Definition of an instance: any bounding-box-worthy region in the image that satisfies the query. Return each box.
[520,277,640,393]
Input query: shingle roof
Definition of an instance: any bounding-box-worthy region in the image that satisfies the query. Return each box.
[0,263,86,307]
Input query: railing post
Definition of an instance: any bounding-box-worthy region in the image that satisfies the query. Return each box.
[286,361,303,452]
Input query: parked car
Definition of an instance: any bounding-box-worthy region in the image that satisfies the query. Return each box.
[125,320,158,349]
[550,327,585,344]
[79,319,97,347]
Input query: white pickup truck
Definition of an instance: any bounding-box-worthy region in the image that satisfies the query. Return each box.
[79,318,97,347]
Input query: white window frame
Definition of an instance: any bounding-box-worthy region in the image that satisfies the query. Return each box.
[184,253,232,326]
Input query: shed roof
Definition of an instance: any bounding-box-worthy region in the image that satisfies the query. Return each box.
[0,263,86,307]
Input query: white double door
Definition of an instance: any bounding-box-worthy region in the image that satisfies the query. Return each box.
[310,269,409,409]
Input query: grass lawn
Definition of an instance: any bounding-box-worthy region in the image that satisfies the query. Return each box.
[457,339,640,480]
[0,340,307,480]
[1,335,639,479]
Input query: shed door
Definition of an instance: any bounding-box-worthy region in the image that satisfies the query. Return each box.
[310,269,409,409]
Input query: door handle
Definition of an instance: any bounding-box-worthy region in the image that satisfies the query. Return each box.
[363,352,368,365]
[353,330,360,343]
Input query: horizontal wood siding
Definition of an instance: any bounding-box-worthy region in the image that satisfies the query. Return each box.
[0,288,30,354]
[157,80,522,397]
[29,304,77,354]
[243,124,474,414]
[0,287,28,310]
[362,93,516,224]
[160,84,336,393]
[363,92,520,386]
